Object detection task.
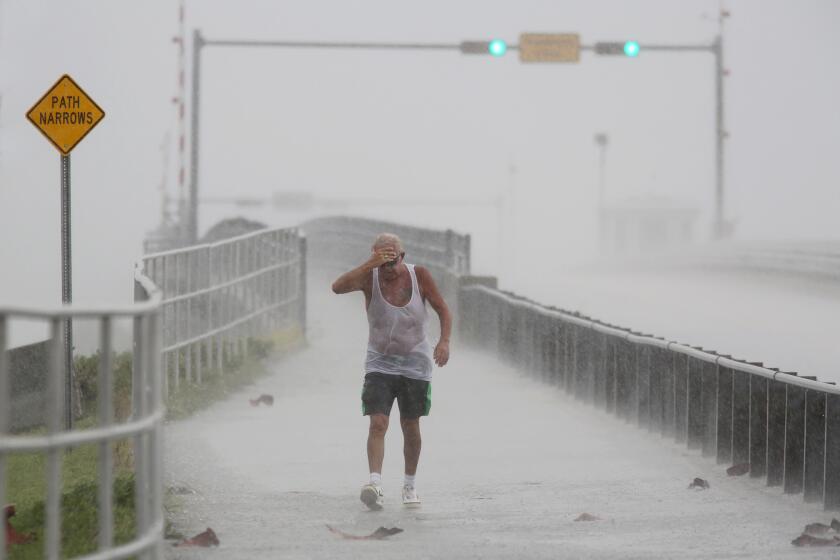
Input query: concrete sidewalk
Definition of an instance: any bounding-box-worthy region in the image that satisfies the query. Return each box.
[165,290,834,559]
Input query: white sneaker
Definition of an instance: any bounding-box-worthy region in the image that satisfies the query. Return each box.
[360,483,384,510]
[402,485,421,507]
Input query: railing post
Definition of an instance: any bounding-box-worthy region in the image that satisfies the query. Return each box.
[604,336,617,413]
[593,332,607,408]
[731,369,750,466]
[804,385,827,502]
[701,360,718,457]
[716,364,734,464]
[687,356,703,449]
[673,353,688,443]
[299,234,307,337]
[784,384,806,494]
[617,338,635,421]
[185,253,193,384]
[824,393,840,509]
[647,343,664,433]
[749,373,768,478]
[566,325,578,396]
[660,348,675,438]
[767,377,787,486]
[173,254,181,391]
[204,246,212,377]
[636,341,650,428]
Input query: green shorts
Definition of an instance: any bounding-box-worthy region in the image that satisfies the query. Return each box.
[361,372,431,418]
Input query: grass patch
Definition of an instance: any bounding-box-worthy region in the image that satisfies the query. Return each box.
[5,327,303,557]
[6,442,136,560]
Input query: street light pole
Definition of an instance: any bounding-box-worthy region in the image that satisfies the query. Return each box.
[594,133,608,252]
[187,28,204,244]
[587,38,727,238]
[713,34,726,239]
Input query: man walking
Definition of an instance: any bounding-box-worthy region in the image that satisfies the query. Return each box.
[331,233,451,509]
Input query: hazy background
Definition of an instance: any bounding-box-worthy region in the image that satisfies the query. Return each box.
[1,0,838,305]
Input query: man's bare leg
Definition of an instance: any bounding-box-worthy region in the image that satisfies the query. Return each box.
[400,417,421,476]
[367,413,389,474]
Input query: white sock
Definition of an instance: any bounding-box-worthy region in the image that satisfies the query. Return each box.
[404,474,416,488]
[370,472,382,486]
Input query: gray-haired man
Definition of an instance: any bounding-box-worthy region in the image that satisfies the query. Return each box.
[331,233,452,509]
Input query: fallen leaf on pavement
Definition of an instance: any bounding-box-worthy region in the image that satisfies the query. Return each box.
[791,533,840,547]
[804,522,831,535]
[726,463,750,476]
[174,527,219,547]
[687,478,710,490]
[249,394,274,407]
[326,525,403,540]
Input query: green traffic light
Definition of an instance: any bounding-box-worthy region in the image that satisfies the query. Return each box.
[488,39,507,57]
[623,41,640,57]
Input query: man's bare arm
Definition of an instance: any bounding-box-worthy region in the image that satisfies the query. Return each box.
[416,266,452,366]
[331,248,396,294]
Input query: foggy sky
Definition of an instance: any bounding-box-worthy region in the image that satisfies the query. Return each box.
[1,0,839,310]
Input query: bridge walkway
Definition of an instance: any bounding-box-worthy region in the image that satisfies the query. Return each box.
[164,282,830,559]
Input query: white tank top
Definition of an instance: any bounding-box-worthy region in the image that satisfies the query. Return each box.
[365,264,434,380]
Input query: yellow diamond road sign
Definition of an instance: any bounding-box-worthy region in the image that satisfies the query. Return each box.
[519,33,580,63]
[26,75,105,155]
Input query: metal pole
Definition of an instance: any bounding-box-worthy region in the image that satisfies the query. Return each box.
[188,29,204,244]
[594,133,608,252]
[61,154,73,430]
[713,35,726,238]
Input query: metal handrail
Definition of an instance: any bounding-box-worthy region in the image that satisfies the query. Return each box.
[466,284,840,396]
[0,266,165,560]
[460,280,840,510]
[138,226,306,394]
[1,224,307,559]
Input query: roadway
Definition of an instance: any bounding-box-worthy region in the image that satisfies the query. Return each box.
[164,276,836,559]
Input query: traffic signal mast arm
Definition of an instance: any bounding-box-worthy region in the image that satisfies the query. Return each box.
[588,41,717,55]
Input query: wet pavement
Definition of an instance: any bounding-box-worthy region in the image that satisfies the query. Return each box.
[165,285,837,559]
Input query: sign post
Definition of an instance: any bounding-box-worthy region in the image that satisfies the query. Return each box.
[26,75,104,429]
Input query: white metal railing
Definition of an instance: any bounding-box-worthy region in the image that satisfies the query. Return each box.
[0,272,165,560]
[1,226,306,559]
[139,227,306,397]
[460,282,840,510]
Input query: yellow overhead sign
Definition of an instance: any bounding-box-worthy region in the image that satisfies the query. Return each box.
[26,75,105,155]
[519,33,580,63]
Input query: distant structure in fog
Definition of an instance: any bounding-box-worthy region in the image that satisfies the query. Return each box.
[600,195,698,255]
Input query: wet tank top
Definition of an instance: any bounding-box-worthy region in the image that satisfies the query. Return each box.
[365,264,433,380]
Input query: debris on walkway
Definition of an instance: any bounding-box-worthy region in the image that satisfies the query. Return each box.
[166,484,196,496]
[249,394,275,407]
[574,513,600,522]
[803,519,840,536]
[726,463,750,476]
[174,527,220,547]
[791,533,840,547]
[326,525,403,540]
[687,478,710,490]
[4,504,34,549]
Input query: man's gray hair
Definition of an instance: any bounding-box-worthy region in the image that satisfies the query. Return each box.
[372,233,403,253]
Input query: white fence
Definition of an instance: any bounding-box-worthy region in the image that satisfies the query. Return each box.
[0,226,307,559]
[0,273,165,560]
[139,227,306,397]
